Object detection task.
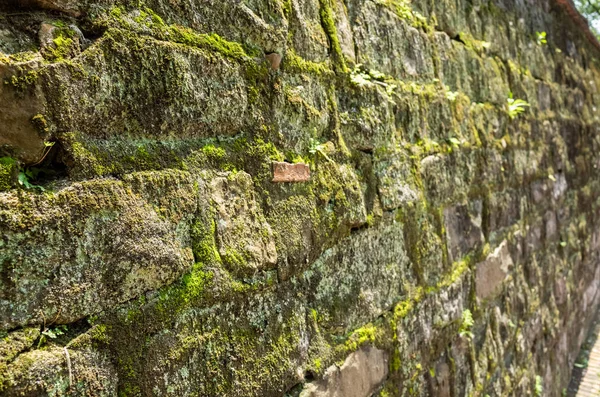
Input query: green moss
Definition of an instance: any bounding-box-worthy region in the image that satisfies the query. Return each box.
[202,144,226,158]
[170,29,249,61]
[222,248,248,270]
[156,217,219,313]
[393,287,424,320]
[436,256,471,289]
[31,114,50,136]
[0,157,17,191]
[6,69,39,91]
[342,323,378,352]
[284,49,333,76]
[42,27,78,62]
[318,0,348,73]
[377,0,430,30]
[8,51,39,63]
[105,7,253,61]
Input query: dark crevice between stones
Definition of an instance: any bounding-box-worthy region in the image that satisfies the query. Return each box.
[0,316,92,371]
[34,316,92,348]
[283,380,305,396]
[21,139,68,187]
[450,33,467,46]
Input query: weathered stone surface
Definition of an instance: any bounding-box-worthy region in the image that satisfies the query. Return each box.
[1,347,117,396]
[0,59,47,164]
[210,171,278,276]
[300,347,388,397]
[0,176,196,329]
[375,148,419,211]
[444,201,484,262]
[16,0,82,16]
[475,240,514,301]
[265,52,283,70]
[0,0,598,395]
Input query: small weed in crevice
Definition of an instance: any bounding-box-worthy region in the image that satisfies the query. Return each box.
[536,31,547,46]
[507,92,530,119]
[38,324,68,348]
[459,309,474,340]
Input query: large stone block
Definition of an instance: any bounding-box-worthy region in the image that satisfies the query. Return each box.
[300,347,388,397]
[475,240,514,301]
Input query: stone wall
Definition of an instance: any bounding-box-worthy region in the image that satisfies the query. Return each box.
[0,0,599,396]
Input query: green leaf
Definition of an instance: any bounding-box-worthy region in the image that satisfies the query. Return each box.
[507,95,530,119]
[42,329,57,339]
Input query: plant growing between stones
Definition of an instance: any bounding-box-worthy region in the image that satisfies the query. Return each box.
[507,93,530,119]
[309,138,333,163]
[17,142,57,191]
[38,325,68,348]
[445,90,459,102]
[349,64,396,95]
[459,309,474,340]
[536,31,547,45]
[535,375,543,396]
[18,169,45,191]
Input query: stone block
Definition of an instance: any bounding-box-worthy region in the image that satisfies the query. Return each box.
[300,347,388,397]
[475,240,514,301]
[444,201,484,262]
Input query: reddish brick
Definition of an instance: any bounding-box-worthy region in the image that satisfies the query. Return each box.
[271,162,310,183]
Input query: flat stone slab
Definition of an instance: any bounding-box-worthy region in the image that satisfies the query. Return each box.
[271,162,310,183]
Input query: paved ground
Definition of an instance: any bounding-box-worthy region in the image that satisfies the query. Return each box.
[568,311,600,396]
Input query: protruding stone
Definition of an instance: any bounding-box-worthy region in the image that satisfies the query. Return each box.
[209,172,278,276]
[300,347,388,397]
[17,0,82,17]
[444,201,484,262]
[272,162,310,183]
[38,23,56,49]
[265,52,282,70]
[0,59,47,164]
[475,240,514,301]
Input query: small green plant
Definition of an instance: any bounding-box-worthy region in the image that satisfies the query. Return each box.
[507,93,530,119]
[309,138,333,163]
[574,358,588,368]
[18,166,50,191]
[459,309,474,340]
[536,31,547,45]
[349,64,393,91]
[448,137,461,147]
[535,375,543,396]
[350,65,372,87]
[445,90,459,101]
[38,325,68,347]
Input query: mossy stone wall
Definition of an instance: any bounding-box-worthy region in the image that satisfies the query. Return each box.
[0,0,599,396]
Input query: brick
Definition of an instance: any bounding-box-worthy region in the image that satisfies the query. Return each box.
[271,162,310,183]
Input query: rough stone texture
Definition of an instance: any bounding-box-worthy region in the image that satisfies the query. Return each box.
[475,240,514,301]
[0,0,598,396]
[300,346,389,397]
